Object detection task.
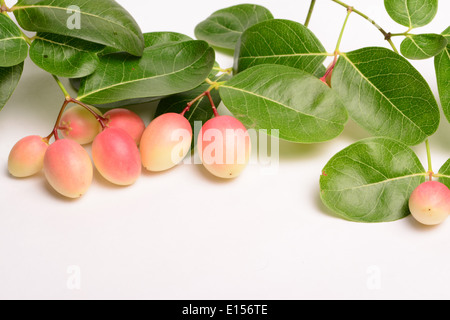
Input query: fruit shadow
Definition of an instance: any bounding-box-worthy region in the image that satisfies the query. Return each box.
[2,168,77,203]
[274,119,372,162]
[404,214,446,232]
[139,162,188,178]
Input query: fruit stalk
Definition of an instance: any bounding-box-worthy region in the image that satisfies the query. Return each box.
[44,99,70,142]
[205,91,219,117]
[330,0,399,53]
[320,6,351,84]
[52,75,71,100]
[304,0,316,27]
[425,139,433,181]
[69,98,108,129]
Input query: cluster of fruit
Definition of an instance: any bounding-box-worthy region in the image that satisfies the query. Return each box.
[7,99,251,199]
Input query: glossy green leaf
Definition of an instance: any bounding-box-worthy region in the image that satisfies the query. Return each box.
[30,33,104,78]
[313,64,327,79]
[438,159,450,189]
[0,14,28,67]
[195,4,273,50]
[332,47,440,146]
[320,137,427,223]
[384,0,438,28]
[73,77,163,109]
[435,27,450,123]
[442,27,450,43]
[13,0,145,56]
[234,19,328,74]
[71,32,196,109]
[99,31,193,56]
[77,40,215,105]
[219,64,348,143]
[143,32,192,48]
[0,63,24,111]
[400,34,447,60]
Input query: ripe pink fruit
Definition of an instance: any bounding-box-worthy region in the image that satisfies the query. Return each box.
[8,135,49,178]
[44,139,93,198]
[409,181,450,225]
[140,113,192,172]
[198,115,251,179]
[104,108,146,145]
[60,105,102,145]
[92,128,141,186]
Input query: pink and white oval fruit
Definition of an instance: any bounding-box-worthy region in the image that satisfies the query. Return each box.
[60,105,102,145]
[409,181,450,225]
[140,113,192,172]
[8,135,49,178]
[197,115,251,179]
[104,108,146,145]
[92,128,142,186]
[44,139,93,198]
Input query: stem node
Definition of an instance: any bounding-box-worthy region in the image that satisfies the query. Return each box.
[331,0,399,53]
[384,32,392,41]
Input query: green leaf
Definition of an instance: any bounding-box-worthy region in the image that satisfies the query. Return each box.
[443,27,450,44]
[70,32,196,109]
[30,33,104,78]
[0,63,24,112]
[143,32,192,48]
[331,47,440,146]
[195,4,273,50]
[13,0,145,56]
[99,31,193,56]
[0,14,28,67]
[384,0,438,28]
[320,137,427,223]
[438,159,450,189]
[77,40,215,105]
[219,64,348,143]
[400,34,448,60]
[435,27,450,123]
[234,19,328,75]
[313,64,327,79]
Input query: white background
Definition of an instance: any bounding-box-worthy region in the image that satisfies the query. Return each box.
[0,0,449,300]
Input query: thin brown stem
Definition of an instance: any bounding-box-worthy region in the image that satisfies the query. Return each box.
[181,92,207,116]
[69,98,108,129]
[45,97,108,142]
[45,99,70,142]
[205,91,219,117]
[181,77,228,116]
[330,0,399,53]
